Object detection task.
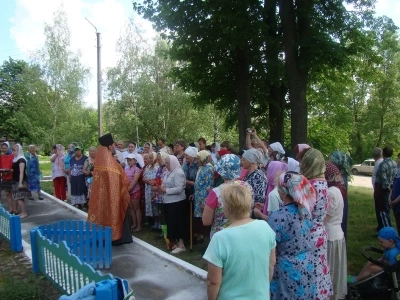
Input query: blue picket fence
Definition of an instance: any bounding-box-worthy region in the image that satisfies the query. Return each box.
[33,220,112,269]
[30,228,115,296]
[0,205,22,252]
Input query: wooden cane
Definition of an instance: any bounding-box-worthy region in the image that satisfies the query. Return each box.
[190,200,193,251]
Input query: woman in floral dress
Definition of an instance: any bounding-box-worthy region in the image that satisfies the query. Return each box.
[193,150,214,242]
[142,152,158,225]
[202,154,254,238]
[300,148,333,299]
[268,172,317,299]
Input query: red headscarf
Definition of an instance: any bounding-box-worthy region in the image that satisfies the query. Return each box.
[324,162,346,199]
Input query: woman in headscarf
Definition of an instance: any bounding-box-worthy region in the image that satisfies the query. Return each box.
[183,146,199,202]
[124,153,142,232]
[83,146,97,202]
[143,142,152,155]
[51,144,67,201]
[0,142,16,213]
[268,142,285,160]
[203,154,254,238]
[329,151,352,239]
[143,152,159,229]
[268,172,317,299]
[64,144,75,199]
[153,155,187,254]
[211,142,220,164]
[25,145,43,201]
[284,157,300,173]
[300,148,333,299]
[294,143,311,162]
[68,146,88,209]
[12,144,29,218]
[254,161,289,220]
[153,151,170,231]
[242,148,267,205]
[192,150,214,243]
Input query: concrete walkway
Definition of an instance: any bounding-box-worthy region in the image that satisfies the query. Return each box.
[2,193,207,300]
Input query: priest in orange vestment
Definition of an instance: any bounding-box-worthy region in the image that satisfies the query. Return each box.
[88,133,132,245]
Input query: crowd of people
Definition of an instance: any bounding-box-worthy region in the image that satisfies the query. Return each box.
[3,130,400,299]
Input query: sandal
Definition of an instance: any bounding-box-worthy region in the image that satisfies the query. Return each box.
[134,228,142,232]
[18,213,28,219]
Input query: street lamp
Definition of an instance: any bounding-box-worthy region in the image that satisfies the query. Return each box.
[85,18,102,137]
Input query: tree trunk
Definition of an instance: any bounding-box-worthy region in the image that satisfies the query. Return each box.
[269,84,286,143]
[264,0,287,144]
[235,47,252,150]
[279,0,311,151]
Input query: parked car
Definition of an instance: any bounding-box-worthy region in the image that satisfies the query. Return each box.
[351,159,375,175]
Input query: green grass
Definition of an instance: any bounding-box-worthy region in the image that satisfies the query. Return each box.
[40,181,54,195]
[38,156,52,176]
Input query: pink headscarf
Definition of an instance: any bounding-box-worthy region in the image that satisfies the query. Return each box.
[167,155,181,172]
[279,172,317,217]
[296,144,311,153]
[263,161,288,214]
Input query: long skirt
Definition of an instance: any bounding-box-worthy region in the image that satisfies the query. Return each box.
[112,211,133,246]
[165,199,188,241]
[328,238,347,300]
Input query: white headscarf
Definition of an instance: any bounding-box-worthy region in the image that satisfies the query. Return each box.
[269,142,285,154]
[12,144,26,163]
[185,146,198,158]
[287,157,300,173]
[214,142,221,152]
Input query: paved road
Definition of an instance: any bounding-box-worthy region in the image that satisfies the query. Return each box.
[3,195,207,300]
[349,174,373,189]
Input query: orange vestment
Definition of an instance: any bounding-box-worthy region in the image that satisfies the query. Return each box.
[88,146,130,241]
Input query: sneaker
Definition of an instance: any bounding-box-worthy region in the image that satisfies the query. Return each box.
[171,247,186,254]
[38,197,44,200]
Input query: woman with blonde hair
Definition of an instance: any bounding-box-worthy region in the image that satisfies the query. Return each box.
[203,183,276,299]
[142,152,159,228]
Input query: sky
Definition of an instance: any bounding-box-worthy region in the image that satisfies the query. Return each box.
[1,0,400,108]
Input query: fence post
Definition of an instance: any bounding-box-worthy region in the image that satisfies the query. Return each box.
[10,215,22,252]
[30,229,39,273]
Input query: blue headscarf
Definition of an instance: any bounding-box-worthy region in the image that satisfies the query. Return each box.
[215,154,240,180]
[1,142,12,155]
[378,227,400,250]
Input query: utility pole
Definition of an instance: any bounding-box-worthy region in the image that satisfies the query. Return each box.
[85,18,102,137]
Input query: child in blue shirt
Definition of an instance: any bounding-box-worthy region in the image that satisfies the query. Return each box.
[348,227,400,283]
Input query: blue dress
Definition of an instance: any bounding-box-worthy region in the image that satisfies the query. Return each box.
[194,164,214,218]
[268,203,315,299]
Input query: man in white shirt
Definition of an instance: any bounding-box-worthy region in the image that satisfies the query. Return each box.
[372,147,383,188]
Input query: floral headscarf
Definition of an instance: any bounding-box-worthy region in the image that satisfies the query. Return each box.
[197,150,212,166]
[1,142,12,155]
[279,172,317,216]
[300,148,326,180]
[325,162,346,199]
[215,154,240,180]
[330,151,353,178]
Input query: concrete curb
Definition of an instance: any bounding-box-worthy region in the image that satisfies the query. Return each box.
[40,190,208,280]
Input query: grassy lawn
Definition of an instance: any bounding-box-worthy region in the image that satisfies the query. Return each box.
[38,156,51,176]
